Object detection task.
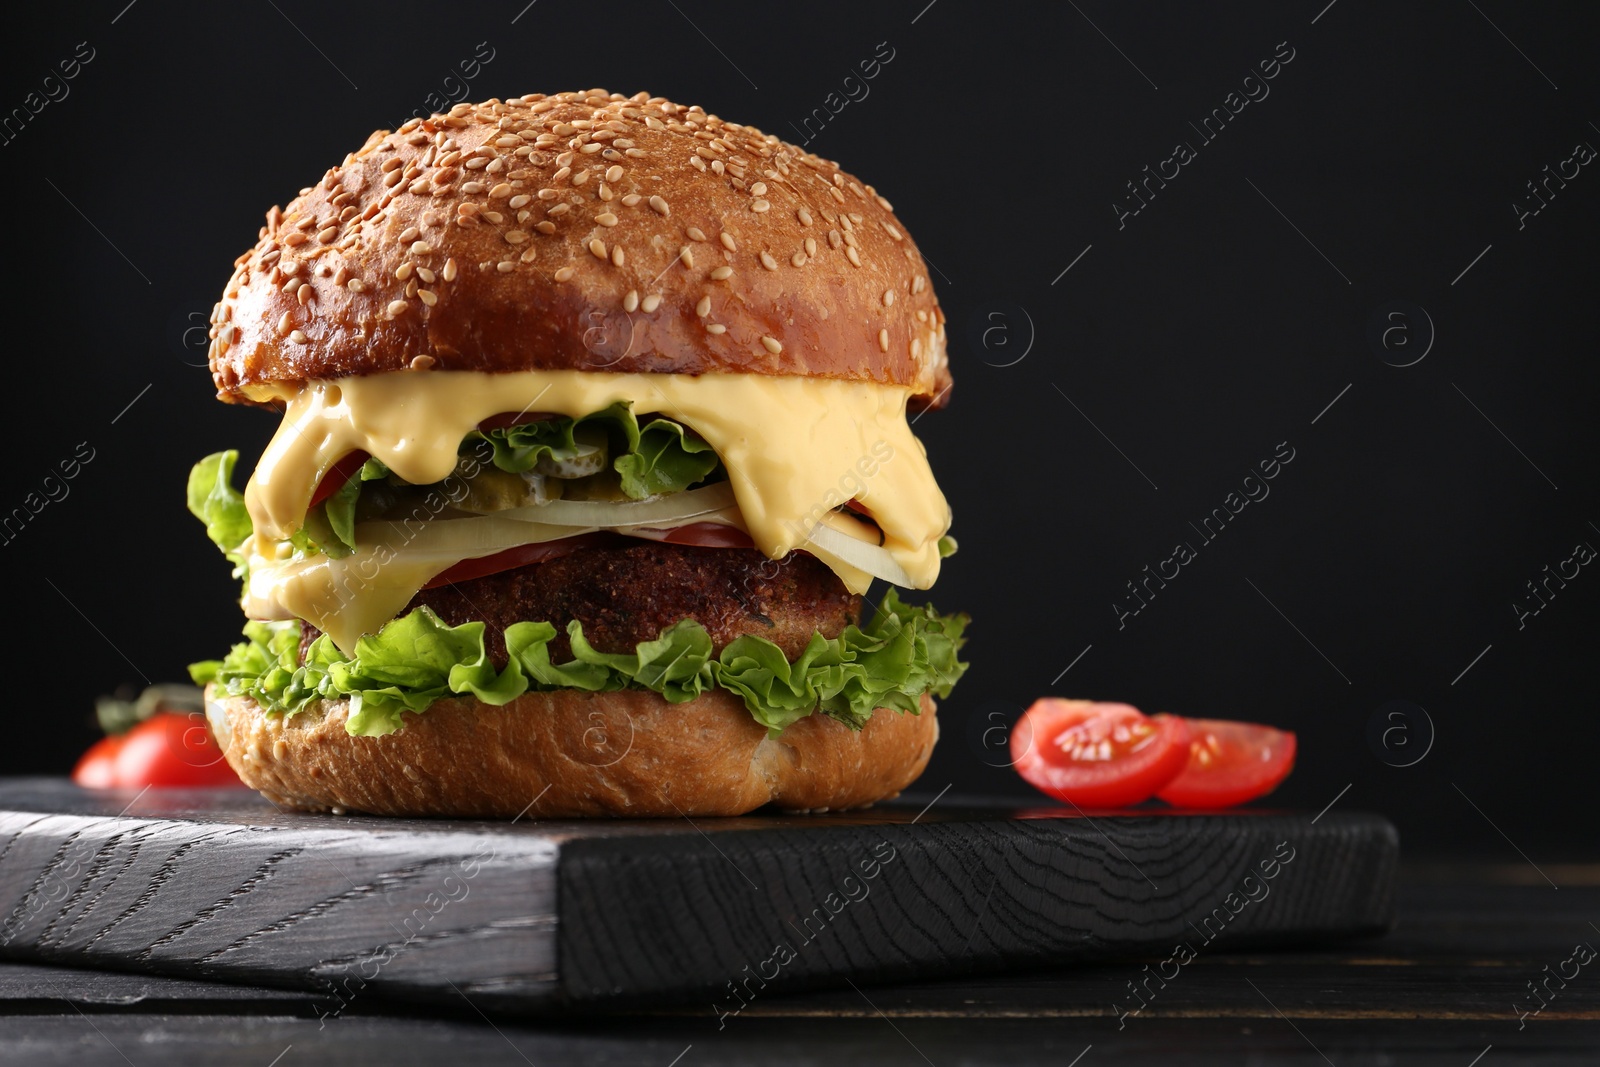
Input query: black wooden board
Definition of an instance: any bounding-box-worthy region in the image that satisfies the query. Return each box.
[0,778,1397,1012]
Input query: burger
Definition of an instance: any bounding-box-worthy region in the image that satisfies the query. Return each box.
[188,89,966,818]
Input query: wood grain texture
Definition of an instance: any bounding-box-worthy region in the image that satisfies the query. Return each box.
[2,870,1598,1064]
[0,780,558,1009]
[559,811,1396,1006]
[0,779,1397,1012]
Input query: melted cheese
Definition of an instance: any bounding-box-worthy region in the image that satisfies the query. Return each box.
[241,370,951,651]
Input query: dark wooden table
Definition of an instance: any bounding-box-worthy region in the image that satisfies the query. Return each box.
[1,860,1594,1065]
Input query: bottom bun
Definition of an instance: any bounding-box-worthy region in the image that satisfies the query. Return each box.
[206,687,938,818]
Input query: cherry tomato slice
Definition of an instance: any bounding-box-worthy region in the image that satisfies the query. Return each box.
[1156,718,1297,809]
[72,735,122,788]
[309,451,371,507]
[1011,700,1192,808]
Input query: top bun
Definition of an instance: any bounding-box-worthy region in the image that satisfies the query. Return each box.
[208,89,950,408]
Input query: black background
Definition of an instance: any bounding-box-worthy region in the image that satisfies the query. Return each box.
[0,1,1594,856]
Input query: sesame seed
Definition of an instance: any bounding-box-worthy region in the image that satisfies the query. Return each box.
[797,207,813,226]
[710,265,733,280]
[490,183,512,198]
[535,221,557,234]
[537,188,558,200]
[317,225,338,244]
[752,199,770,213]
[283,232,309,247]
[846,246,862,267]
[443,258,458,282]
[611,245,625,266]
[750,182,768,196]
[649,195,671,216]
[642,293,662,312]
[879,328,890,352]
[597,212,619,227]
[883,289,894,306]
[913,275,926,294]
[705,323,726,334]
[547,203,570,216]
[462,181,488,194]
[277,311,293,336]
[509,194,531,208]
[580,143,603,154]
[598,183,614,201]
[625,148,646,158]
[589,238,607,260]
[505,231,528,244]
[622,193,642,206]
[497,260,515,273]
[289,329,307,344]
[804,237,817,256]
[679,247,695,269]
[347,279,366,293]
[696,295,711,317]
[412,241,433,255]
[297,282,313,304]
[624,289,640,312]
[554,266,575,281]
[387,300,410,317]
[417,288,438,307]
[791,252,806,267]
[572,169,590,185]
[760,336,783,354]
[759,252,778,271]
[911,337,922,358]
[417,267,436,283]
[687,226,707,242]
[605,165,624,183]
[720,232,738,252]
[399,227,420,243]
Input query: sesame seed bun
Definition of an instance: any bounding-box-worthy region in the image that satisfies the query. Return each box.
[205,687,939,818]
[208,89,951,407]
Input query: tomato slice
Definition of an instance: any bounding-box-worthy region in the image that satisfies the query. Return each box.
[310,451,371,507]
[423,533,607,588]
[1156,719,1297,809]
[630,522,755,549]
[1011,700,1192,808]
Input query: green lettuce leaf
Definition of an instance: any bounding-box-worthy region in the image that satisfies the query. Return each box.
[476,403,720,499]
[312,457,392,557]
[192,590,968,739]
[186,451,254,579]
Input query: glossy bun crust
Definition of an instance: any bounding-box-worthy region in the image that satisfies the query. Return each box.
[207,688,938,818]
[208,89,950,408]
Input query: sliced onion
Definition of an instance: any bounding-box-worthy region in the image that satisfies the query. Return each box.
[357,516,598,559]
[490,480,736,528]
[802,521,917,588]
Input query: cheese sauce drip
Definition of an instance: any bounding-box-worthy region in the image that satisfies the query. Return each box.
[242,370,951,651]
